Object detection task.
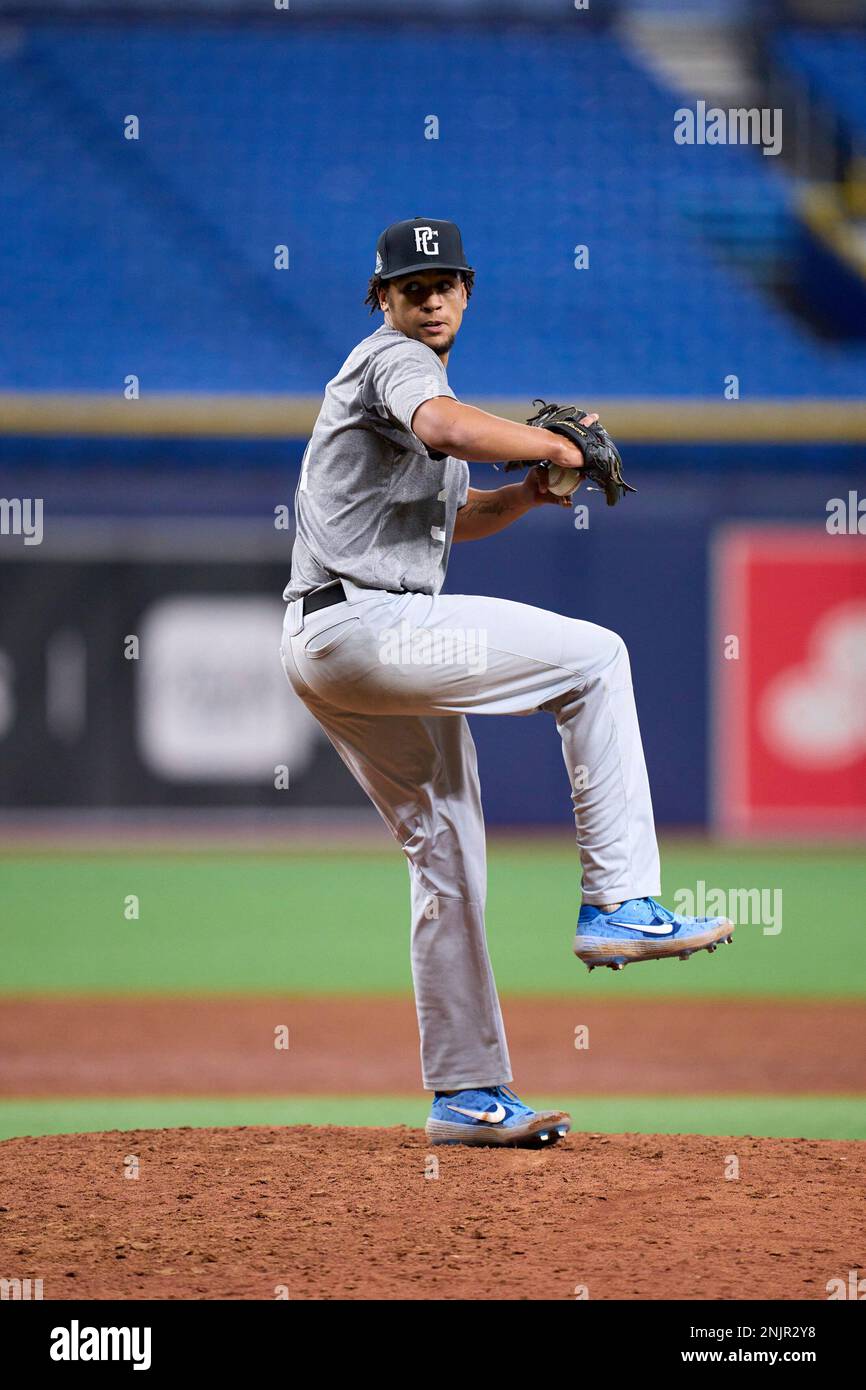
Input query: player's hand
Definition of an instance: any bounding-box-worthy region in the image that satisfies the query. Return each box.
[519,465,574,509]
[548,413,598,470]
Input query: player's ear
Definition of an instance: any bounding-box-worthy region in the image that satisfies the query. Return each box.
[377,281,390,313]
[459,276,469,307]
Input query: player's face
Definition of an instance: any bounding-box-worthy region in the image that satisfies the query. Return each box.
[380,271,468,358]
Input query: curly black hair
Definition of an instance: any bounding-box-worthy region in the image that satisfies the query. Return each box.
[364,268,475,314]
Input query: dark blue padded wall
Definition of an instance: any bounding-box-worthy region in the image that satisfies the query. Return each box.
[4,438,854,827]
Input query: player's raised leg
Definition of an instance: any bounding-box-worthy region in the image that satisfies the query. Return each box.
[286,586,732,975]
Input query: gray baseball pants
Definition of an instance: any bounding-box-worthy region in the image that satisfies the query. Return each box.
[280,579,660,1091]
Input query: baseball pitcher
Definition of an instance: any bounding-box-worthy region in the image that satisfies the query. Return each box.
[281,217,733,1148]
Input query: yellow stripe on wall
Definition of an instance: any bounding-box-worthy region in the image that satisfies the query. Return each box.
[1,393,865,442]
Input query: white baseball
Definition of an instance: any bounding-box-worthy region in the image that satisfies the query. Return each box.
[546,463,583,498]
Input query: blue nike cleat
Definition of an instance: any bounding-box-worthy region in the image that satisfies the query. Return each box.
[425,1085,571,1148]
[575,897,734,971]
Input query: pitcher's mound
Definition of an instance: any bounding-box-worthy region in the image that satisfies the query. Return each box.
[0,1125,861,1299]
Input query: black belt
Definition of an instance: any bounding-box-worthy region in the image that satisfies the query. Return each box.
[302,580,347,619]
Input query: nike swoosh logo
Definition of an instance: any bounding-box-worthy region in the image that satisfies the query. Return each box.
[604,920,675,935]
[446,1102,507,1124]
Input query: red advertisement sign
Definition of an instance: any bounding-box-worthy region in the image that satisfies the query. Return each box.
[713,525,866,836]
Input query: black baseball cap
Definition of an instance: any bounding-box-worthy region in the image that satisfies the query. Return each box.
[373,217,472,281]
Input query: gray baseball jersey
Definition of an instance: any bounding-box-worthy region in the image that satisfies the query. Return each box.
[284,324,470,601]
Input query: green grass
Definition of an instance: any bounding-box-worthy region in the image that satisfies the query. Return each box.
[1,841,864,997]
[0,1095,863,1142]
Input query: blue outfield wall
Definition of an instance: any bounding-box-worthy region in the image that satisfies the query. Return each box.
[2,440,860,827]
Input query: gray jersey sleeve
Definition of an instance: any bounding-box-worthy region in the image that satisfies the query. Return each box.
[362,337,456,439]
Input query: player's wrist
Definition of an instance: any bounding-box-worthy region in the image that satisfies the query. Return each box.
[547,435,583,471]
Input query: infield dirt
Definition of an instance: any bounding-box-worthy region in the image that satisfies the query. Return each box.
[0,1125,863,1300]
[2,996,863,1096]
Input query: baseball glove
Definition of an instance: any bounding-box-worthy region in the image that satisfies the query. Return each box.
[505,400,636,506]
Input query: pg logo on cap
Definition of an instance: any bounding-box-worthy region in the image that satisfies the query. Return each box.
[414,225,439,255]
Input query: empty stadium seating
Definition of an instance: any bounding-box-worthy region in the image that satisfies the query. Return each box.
[776,29,866,144]
[2,21,865,396]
